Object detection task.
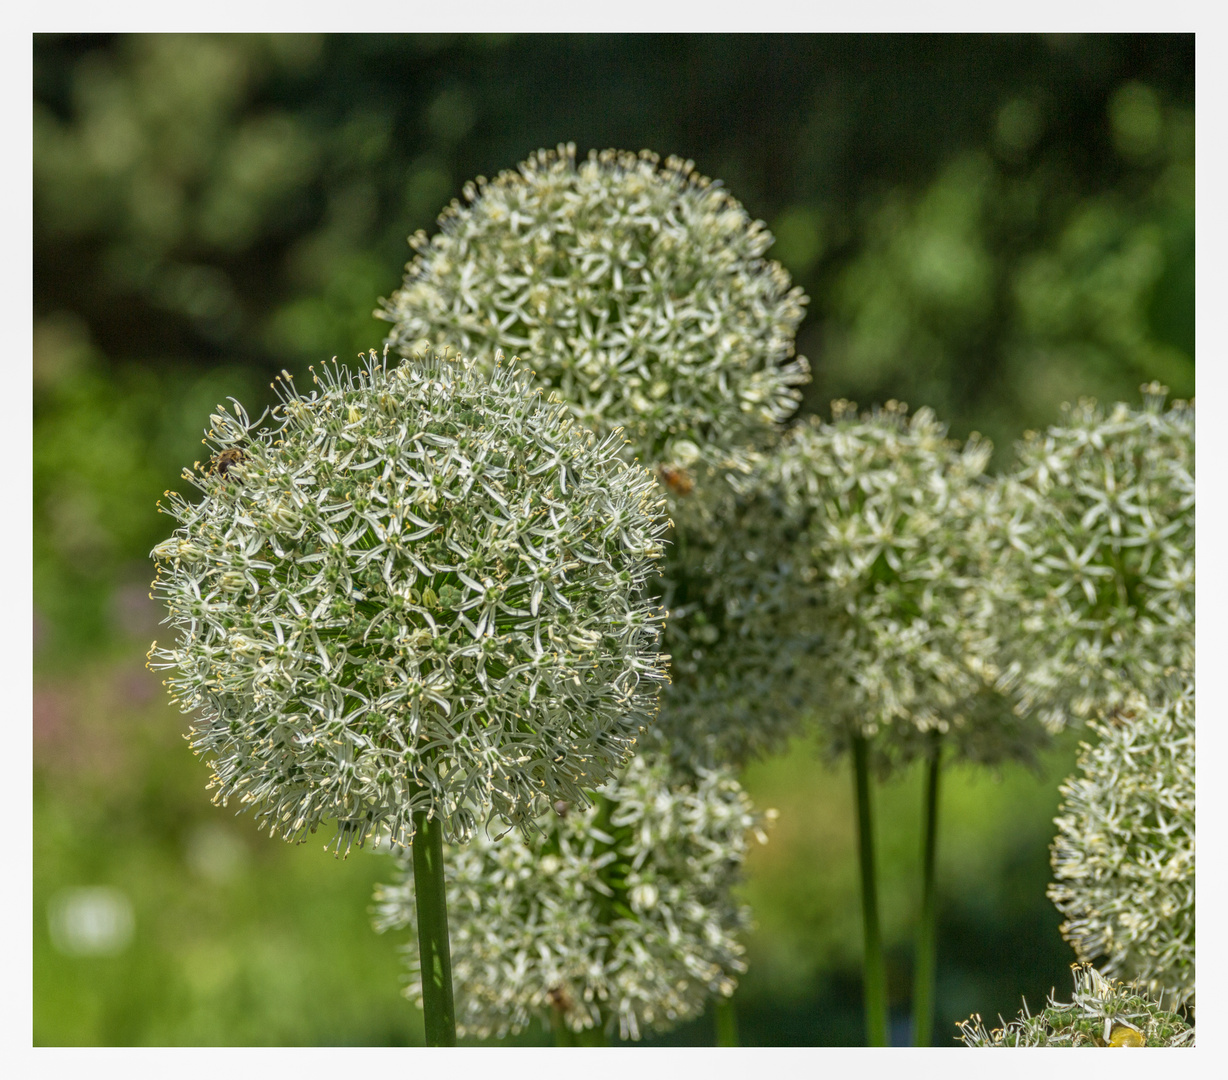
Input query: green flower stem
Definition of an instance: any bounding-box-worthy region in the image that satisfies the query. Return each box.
[911,729,942,1047]
[373,755,760,1043]
[851,732,888,1046]
[589,793,623,932]
[552,1019,575,1047]
[715,995,739,1046]
[412,808,456,1046]
[575,1024,607,1046]
[572,792,618,1048]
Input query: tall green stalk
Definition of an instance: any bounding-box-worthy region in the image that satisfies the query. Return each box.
[715,995,739,1046]
[911,730,942,1047]
[851,732,888,1046]
[574,1026,607,1046]
[412,808,457,1046]
[572,793,620,1047]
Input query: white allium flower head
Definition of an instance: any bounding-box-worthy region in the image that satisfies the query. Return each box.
[731,400,1046,770]
[149,349,670,852]
[372,741,768,1041]
[380,143,810,476]
[1048,672,1194,1006]
[996,383,1193,730]
[957,963,1194,1047]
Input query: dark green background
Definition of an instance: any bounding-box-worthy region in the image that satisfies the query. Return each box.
[33,33,1194,1045]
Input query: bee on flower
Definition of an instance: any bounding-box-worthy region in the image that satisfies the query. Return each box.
[149,348,671,854]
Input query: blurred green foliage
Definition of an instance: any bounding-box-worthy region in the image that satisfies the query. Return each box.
[33,33,1193,1046]
[34,656,415,1045]
[816,89,1193,453]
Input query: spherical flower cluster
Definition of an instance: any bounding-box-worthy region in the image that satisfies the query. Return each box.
[727,400,1047,770]
[372,742,767,1042]
[958,963,1194,1047]
[380,143,810,475]
[1048,673,1194,1006]
[996,383,1193,730]
[149,350,670,852]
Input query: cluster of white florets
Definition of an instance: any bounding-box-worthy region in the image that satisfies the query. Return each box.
[722,400,1048,770]
[372,744,767,1041]
[1049,672,1194,1006]
[994,383,1193,731]
[958,963,1194,1047]
[650,475,825,767]
[150,350,670,851]
[381,143,809,476]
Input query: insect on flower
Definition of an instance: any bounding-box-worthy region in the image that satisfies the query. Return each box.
[546,985,573,1015]
[151,349,671,854]
[957,963,1193,1047]
[211,447,247,480]
[658,464,694,497]
[1109,1024,1147,1047]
